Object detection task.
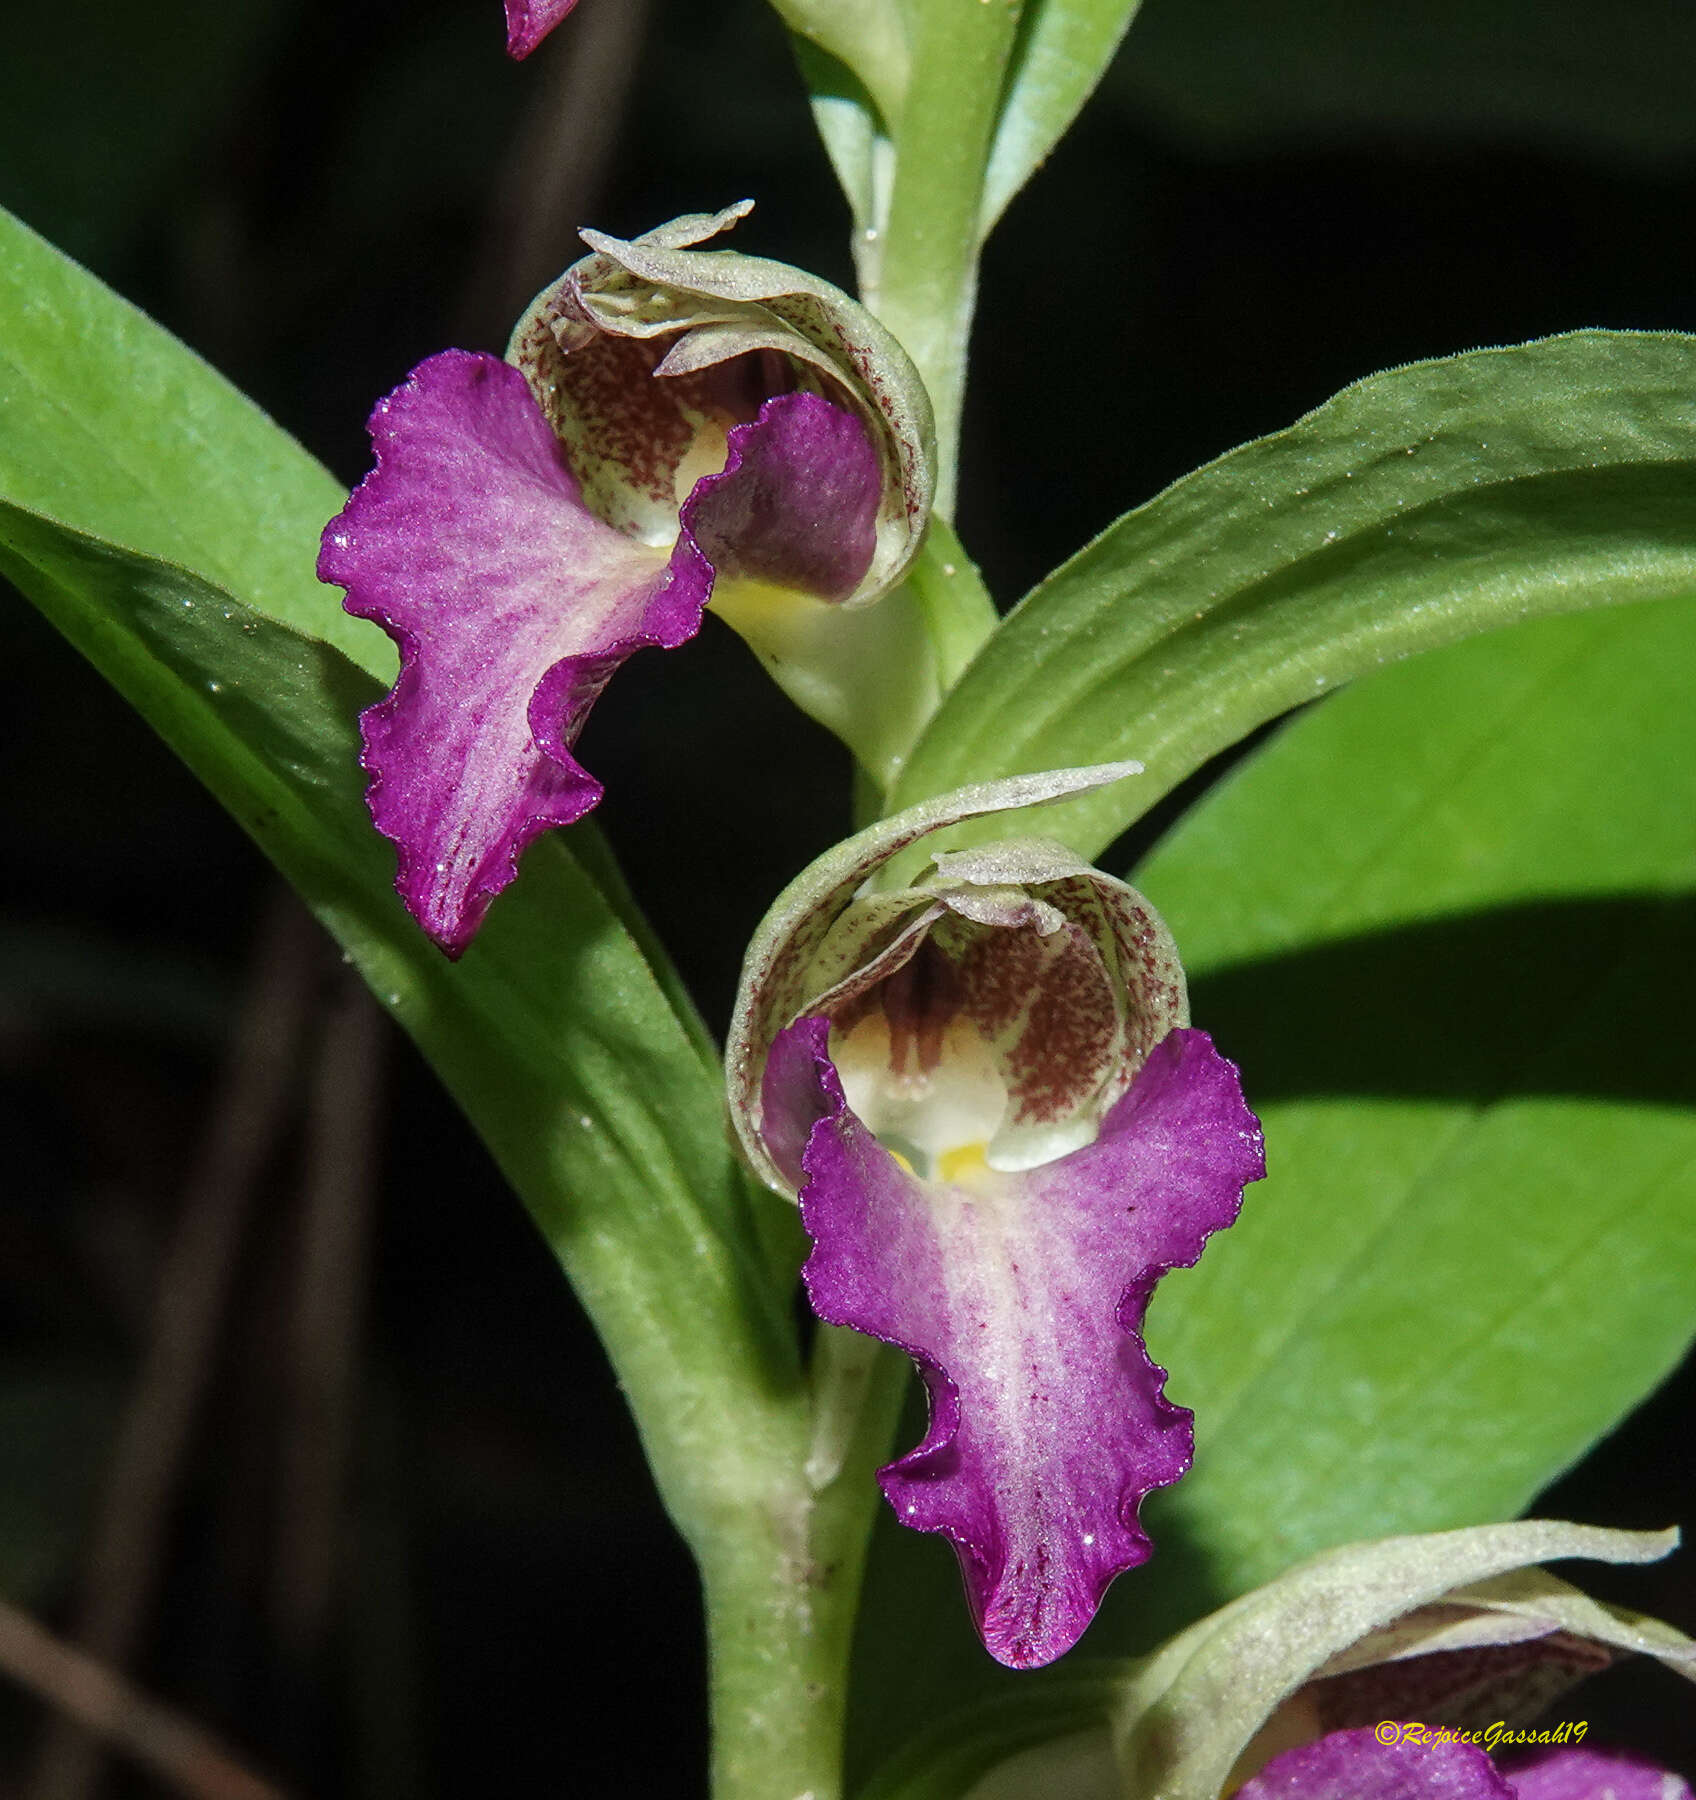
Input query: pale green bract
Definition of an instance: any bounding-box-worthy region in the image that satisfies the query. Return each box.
[860,1522,1693,1799]
[790,0,1146,508]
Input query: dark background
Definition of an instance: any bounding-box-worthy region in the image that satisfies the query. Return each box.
[2,0,1694,1793]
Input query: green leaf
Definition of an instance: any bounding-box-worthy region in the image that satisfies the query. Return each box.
[0,498,805,1558]
[884,330,1696,867]
[1130,590,1696,1628]
[982,0,1146,233]
[848,599,1696,1786]
[0,202,389,680]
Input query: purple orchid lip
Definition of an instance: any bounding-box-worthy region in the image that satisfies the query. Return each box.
[320,352,880,954]
[1237,1726,1694,1800]
[765,1015,1263,1668]
[503,0,578,59]
[1503,1745,1694,1799]
[1236,1726,1519,1800]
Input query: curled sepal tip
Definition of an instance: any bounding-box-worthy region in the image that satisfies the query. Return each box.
[967,1524,1694,1796]
[512,204,941,777]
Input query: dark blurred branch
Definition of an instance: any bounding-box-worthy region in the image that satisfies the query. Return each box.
[273,970,386,1665]
[344,1380,425,1800]
[31,892,321,1800]
[456,0,651,341]
[0,1574,294,1800]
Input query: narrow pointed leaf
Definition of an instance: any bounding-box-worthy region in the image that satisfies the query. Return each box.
[0,202,389,678]
[982,0,1148,233]
[850,597,1696,1777]
[1128,593,1696,1626]
[885,330,1696,866]
[0,495,805,1557]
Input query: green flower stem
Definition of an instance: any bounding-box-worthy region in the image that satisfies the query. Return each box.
[704,1328,908,1800]
[905,514,1000,695]
[868,2,1026,514]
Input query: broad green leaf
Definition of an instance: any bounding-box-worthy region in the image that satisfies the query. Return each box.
[850,594,1696,1781]
[0,203,388,679]
[982,0,1146,233]
[0,500,805,1557]
[884,330,1696,867]
[1134,592,1696,1621]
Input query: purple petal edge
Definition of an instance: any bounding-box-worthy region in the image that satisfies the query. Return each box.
[1238,1728,1517,1800]
[1503,1747,1694,1800]
[682,391,880,602]
[321,361,880,955]
[504,0,579,58]
[319,350,709,956]
[768,1018,1264,1669]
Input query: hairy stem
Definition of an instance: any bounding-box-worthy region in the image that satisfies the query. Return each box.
[705,1331,908,1800]
[869,3,1024,514]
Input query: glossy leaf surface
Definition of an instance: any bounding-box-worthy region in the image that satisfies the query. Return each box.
[885,331,1696,868]
[851,595,1696,1786]
[0,211,804,1554]
[982,0,1146,232]
[0,204,388,679]
[1136,593,1696,1609]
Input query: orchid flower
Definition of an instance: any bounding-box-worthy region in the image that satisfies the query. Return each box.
[319,205,932,954]
[963,1521,1695,1799]
[727,766,1265,1669]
